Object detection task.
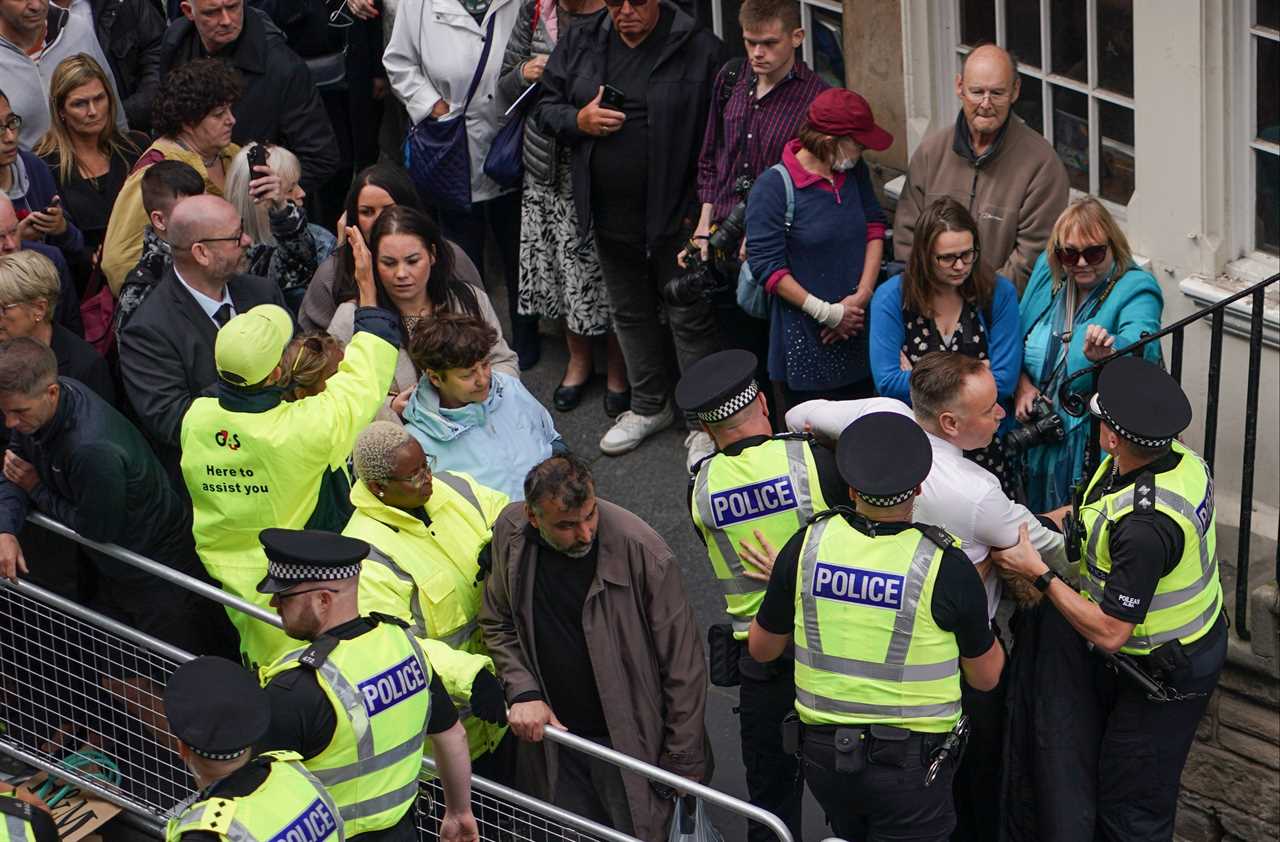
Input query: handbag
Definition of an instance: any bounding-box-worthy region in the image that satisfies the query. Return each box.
[736,162,794,320]
[667,795,724,842]
[483,0,542,188]
[79,262,116,357]
[403,14,498,213]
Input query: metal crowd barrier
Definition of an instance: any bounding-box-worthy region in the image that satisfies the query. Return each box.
[3,514,792,841]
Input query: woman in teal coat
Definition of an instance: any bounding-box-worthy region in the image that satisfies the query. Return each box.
[1016,197,1164,511]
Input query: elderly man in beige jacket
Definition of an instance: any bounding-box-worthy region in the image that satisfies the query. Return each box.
[894,44,1069,290]
[480,454,710,842]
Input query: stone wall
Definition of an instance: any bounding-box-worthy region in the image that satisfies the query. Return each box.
[1175,583,1280,841]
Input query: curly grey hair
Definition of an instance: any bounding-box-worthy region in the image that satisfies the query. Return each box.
[353,421,415,484]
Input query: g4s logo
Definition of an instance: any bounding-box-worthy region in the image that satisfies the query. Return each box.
[215,429,241,450]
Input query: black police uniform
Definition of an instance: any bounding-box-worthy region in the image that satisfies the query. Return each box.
[253,530,458,842]
[753,414,996,841]
[0,793,59,842]
[676,351,846,842]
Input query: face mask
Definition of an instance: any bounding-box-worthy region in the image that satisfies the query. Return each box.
[832,158,856,172]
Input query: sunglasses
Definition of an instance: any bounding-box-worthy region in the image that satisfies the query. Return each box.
[604,0,649,8]
[275,586,339,601]
[1055,244,1108,266]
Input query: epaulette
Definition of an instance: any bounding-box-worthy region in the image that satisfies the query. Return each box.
[1131,471,1157,519]
[808,505,853,525]
[368,612,409,629]
[916,524,956,552]
[297,635,341,671]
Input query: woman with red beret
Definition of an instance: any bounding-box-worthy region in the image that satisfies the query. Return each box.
[744,87,891,411]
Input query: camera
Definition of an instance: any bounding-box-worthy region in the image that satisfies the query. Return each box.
[663,200,749,307]
[1004,396,1067,453]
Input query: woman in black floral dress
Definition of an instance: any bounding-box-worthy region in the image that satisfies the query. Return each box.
[869,197,1025,497]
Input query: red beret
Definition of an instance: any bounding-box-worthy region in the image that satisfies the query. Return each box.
[806,88,893,151]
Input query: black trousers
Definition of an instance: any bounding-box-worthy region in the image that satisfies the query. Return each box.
[738,655,803,842]
[802,726,956,842]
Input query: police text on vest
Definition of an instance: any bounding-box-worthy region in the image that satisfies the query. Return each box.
[810,562,905,610]
[357,655,427,716]
[267,798,337,842]
[710,475,797,528]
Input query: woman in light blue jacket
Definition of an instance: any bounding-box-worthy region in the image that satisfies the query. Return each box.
[403,312,565,501]
[1017,196,1164,511]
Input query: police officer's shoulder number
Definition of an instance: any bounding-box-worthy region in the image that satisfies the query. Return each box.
[916,524,955,551]
[0,794,34,821]
[298,635,341,671]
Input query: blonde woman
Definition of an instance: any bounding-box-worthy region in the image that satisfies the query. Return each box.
[224,143,336,313]
[1016,196,1164,510]
[35,54,146,256]
[0,250,113,402]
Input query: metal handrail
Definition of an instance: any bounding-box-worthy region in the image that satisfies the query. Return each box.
[419,756,642,842]
[544,728,795,842]
[25,512,284,630]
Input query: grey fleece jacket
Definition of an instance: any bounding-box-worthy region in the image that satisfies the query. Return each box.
[0,1,127,149]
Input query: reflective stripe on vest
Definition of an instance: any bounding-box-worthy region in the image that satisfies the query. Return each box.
[364,547,480,648]
[435,472,483,517]
[794,518,962,730]
[1078,443,1222,655]
[1,811,32,842]
[692,438,819,633]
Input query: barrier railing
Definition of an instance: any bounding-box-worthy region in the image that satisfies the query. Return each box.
[1057,270,1280,639]
[7,515,783,840]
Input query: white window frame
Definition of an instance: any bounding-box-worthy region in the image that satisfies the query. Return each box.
[951,0,1136,219]
[1234,4,1280,268]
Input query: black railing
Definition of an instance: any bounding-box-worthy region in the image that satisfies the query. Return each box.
[1058,272,1280,641]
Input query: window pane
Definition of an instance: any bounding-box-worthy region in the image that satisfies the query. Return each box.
[1258,0,1279,31]
[1005,0,1041,67]
[1012,72,1044,133]
[718,0,744,56]
[1259,36,1280,143]
[1052,85,1090,192]
[1050,0,1087,82]
[960,0,995,47]
[1098,102,1134,204]
[1258,150,1279,255]
[1096,0,1134,97]
[811,8,845,89]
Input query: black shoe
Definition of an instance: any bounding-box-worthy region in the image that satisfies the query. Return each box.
[603,387,631,418]
[553,375,594,411]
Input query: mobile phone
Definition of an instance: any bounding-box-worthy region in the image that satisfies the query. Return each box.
[600,84,626,111]
[44,195,60,214]
[247,143,269,177]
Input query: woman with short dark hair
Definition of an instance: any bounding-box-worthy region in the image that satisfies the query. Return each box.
[100,59,242,293]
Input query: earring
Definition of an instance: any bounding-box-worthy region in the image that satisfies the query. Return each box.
[376,490,384,498]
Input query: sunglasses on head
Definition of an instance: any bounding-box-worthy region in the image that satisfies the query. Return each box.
[1055,244,1108,266]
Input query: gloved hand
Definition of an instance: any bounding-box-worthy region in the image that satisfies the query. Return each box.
[474,542,493,584]
[469,669,508,726]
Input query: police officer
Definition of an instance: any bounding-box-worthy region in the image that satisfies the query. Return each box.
[0,786,57,842]
[675,349,844,842]
[993,356,1227,841]
[748,413,1005,841]
[164,656,343,842]
[253,529,479,842]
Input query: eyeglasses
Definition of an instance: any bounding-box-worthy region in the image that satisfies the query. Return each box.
[1055,244,1109,266]
[603,0,649,8]
[194,223,245,247]
[0,302,27,315]
[963,88,1011,105]
[933,248,980,267]
[0,115,22,136]
[389,456,436,485]
[275,586,340,601]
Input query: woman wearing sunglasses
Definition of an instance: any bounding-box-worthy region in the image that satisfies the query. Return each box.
[1016,195,1164,511]
[870,196,1023,496]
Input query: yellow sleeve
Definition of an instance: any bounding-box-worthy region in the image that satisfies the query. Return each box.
[101,168,150,295]
[300,329,400,466]
[420,637,493,702]
[358,560,416,627]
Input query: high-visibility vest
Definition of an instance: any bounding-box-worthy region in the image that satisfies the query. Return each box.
[690,435,826,639]
[180,329,398,669]
[0,793,39,842]
[792,514,962,733]
[1078,441,1222,656]
[166,752,343,842]
[259,619,432,836]
[345,470,509,759]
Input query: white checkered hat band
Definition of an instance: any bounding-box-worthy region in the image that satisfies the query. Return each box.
[1094,396,1173,448]
[856,489,915,507]
[697,381,760,422]
[190,745,250,761]
[265,561,361,583]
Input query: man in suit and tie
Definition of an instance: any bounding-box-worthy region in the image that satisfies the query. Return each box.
[119,194,286,480]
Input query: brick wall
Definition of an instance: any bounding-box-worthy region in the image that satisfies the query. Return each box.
[1175,584,1280,841]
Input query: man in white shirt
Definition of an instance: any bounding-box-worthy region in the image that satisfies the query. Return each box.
[786,351,1068,841]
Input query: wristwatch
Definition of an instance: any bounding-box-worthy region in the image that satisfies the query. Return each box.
[1032,569,1058,593]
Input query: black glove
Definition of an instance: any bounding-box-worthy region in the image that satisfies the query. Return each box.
[469,668,508,726]
[474,542,493,584]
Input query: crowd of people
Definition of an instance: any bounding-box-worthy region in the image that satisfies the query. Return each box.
[0,0,1229,838]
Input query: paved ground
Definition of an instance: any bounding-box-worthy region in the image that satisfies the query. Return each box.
[512,324,829,842]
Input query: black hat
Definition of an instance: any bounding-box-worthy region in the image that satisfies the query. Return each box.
[164,656,270,761]
[255,528,370,595]
[675,350,760,423]
[1088,356,1191,448]
[836,412,932,507]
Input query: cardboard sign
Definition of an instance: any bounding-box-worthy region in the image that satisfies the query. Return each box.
[18,771,122,842]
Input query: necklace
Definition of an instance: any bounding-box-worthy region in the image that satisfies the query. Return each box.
[174,135,220,168]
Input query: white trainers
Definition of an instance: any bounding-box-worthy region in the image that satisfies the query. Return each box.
[599,405,674,456]
[684,430,716,472]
